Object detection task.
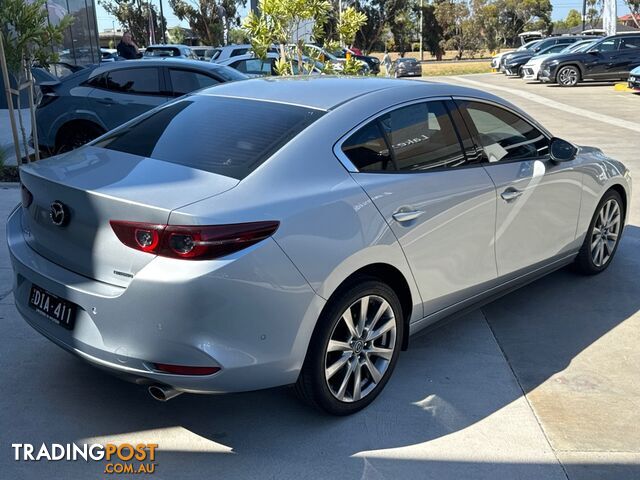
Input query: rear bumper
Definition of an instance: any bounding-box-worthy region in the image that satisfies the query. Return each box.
[397,70,422,77]
[7,207,324,394]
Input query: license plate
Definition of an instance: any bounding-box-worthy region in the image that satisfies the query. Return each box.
[28,284,76,330]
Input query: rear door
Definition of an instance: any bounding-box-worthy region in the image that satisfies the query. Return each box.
[457,99,582,278]
[584,38,620,79]
[611,36,640,78]
[341,99,497,315]
[88,66,169,130]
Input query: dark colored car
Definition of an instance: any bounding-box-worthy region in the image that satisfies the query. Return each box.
[500,36,591,73]
[503,38,588,77]
[340,48,381,74]
[36,59,247,153]
[390,58,422,78]
[539,34,640,86]
[628,65,640,91]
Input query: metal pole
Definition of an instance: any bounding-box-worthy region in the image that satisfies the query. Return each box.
[158,0,167,44]
[419,0,424,61]
[582,0,587,31]
[339,0,343,47]
[0,33,22,165]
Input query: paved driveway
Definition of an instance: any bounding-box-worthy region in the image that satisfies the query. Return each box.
[1,75,639,479]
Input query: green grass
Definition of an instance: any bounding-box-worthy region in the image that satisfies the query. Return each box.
[421,61,493,77]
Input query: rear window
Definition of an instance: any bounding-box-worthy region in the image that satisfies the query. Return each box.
[94,96,324,180]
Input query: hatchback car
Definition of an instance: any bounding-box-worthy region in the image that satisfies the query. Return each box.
[390,58,422,78]
[8,77,631,415]
[35,59,247,153]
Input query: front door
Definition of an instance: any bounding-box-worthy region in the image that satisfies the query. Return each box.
[583,38,620,79]
[457,99,583,278]
[341,100,498,315]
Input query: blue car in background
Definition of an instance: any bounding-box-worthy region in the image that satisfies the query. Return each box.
[629,65,640,91]
[35,59,247,153]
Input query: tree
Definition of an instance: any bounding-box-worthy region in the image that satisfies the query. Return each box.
[473,0,501,53]
[243,0,332,75]
[356,0,410,53]
[493,0,552,46]
[435,0,481,60]
[0,0,72,163]
[585,0,602,27]
[566,8,582,28]
[623,1,640,28]
[415,3,444,59]
[169,0,244,46]
[168,26,185,44]
[98,0,163,46]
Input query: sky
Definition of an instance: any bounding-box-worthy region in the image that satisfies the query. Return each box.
[94,1,635,32]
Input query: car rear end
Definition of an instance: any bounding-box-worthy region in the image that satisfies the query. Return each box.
[7,93,327,394]
[396,59,422,77]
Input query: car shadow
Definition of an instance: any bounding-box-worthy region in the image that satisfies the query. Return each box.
[2,222,639,478]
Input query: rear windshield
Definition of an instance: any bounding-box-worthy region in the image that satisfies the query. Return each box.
[94,95,325,180]
[144,47,180,57]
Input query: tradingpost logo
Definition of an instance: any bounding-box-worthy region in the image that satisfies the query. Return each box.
[12,443,158,475]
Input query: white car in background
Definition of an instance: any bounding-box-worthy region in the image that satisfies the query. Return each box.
[491,39,542,70]
[522,39,597,81]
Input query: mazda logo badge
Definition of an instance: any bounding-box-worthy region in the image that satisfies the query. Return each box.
[49,201,69,227]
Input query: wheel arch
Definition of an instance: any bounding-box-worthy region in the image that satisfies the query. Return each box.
[55,119,106,150]
[320,263,415,351]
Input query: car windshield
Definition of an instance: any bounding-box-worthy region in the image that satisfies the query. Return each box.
[93,95,325,180]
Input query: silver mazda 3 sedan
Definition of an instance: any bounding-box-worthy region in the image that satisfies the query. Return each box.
[7,77,631,415]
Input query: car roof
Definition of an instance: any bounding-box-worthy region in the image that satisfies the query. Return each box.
[88,59,229,77]
[196,76,501,111]
[217,52,279,64]
[147,44,191,49]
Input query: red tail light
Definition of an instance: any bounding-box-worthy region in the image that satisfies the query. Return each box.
[109,220,279,260]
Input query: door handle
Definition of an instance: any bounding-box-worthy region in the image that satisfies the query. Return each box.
[500,188,524,202]
[392,210,424,223]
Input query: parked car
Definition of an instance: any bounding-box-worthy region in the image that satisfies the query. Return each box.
[500,36,590,74]
[522,39,597,81]
[192,46,216,61]
[334,47,381,74]
[9,77,631,415]
[143,45,199,60]
[491,39,543,70]
[217,52,323,77]
[390,57,422,78]
[628,64,640,90]
[539,33,640,86]
[503,37,589,77]
[209,44,279,63]
[100,48,120,62]
[35,59,247,153]
[302,44,370,74]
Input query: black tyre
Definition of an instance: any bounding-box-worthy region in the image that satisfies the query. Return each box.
[557,65,580,87]
[295,278,404,415]
[56,122,105,153]
[573,189,624,275]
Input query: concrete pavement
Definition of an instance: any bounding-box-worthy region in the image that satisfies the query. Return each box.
[1,75,639,479]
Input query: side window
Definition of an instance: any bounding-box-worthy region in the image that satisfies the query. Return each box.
[231,48,249,57]
[461,101,549,162]
[620,37,640,50]
[105,68,161,94]
[169,69,220,96]
[232,59,272,75]
[86,72,107,88]
[341,101,467,172]
[341,122,393,172]
[379,102,466,171]
[593,39,619,52]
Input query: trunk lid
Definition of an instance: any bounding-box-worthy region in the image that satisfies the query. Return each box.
[20,146,239,287]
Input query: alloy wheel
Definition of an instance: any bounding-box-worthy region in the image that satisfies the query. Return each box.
[558,67,578,86]
[324,295,396,403]
[590,198,621,268]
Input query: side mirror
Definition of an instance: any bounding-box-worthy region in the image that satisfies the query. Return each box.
[549,137,578,162]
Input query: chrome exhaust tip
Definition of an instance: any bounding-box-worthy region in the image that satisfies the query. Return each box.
[148,385,183,402]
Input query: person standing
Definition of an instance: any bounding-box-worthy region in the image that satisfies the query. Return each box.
[382,51,392,77]
[117,32,140,60]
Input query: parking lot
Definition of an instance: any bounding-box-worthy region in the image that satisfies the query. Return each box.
[1,73,639,479]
